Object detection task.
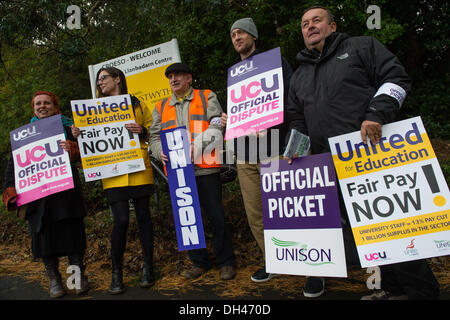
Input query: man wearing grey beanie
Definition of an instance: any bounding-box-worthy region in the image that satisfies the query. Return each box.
[230,17,258,60]
[224,17,293,283]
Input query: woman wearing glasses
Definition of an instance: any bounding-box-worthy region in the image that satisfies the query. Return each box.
[73,67,155,294]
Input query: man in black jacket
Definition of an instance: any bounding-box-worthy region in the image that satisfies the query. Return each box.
[286,6,440,299]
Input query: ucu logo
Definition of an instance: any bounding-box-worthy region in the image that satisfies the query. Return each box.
[12,126,38,141]
[230,74,279,103]
[87,172,101,178]
[16,141,63,167]
[230,61,256,77]
[364,251,387,261]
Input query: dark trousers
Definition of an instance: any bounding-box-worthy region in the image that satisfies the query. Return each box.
[188,173,235,269]
[380,259,440,299]
[110,196,154,270]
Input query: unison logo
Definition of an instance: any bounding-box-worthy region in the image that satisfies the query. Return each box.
[272,237,334,266]
[434,240,450,251]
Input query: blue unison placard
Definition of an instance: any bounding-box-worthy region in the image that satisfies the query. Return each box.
[160,126,206,251]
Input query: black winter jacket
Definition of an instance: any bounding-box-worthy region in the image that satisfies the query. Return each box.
[287,32,411,154]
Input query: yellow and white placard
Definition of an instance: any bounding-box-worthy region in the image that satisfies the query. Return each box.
[329,117,449,267]
[88,39,181,105]
[71,94,145,181]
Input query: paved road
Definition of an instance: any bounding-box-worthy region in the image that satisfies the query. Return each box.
[0,275,364,300]
[2,274,449,301]
[1,275,447,319]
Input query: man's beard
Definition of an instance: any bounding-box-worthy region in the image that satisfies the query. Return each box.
[237,42,253,56]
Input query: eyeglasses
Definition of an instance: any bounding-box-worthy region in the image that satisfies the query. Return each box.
[97,74,114,84]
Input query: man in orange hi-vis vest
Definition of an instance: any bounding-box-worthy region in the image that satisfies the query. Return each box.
[149,63,236,280]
